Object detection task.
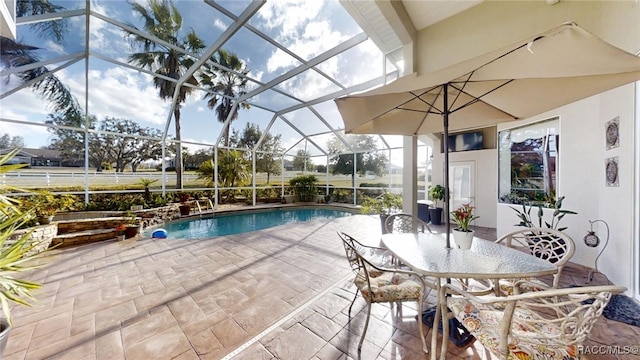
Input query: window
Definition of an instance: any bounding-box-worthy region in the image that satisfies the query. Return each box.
[498,118,558,205]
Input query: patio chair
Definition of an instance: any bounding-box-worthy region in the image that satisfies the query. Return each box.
[385,213,433,234]
[494,228,576,291]
[338,231,429,354]
[439,280,626,360]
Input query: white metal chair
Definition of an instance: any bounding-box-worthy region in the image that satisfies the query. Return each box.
[338,231,429,354]
[385,213,433,234]
[495,228,576,289]
[439,280,626,360]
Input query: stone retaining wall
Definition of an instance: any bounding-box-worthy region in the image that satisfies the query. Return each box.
[7,224,58,256]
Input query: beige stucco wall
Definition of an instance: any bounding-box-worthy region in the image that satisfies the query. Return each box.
[422,1,639,290]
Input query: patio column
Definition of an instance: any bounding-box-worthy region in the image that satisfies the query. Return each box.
[402,136,418,223]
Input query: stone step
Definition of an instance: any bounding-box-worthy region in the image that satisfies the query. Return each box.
[52,228,118,248]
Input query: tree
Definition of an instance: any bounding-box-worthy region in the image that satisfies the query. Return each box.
[125,0,205,188]
[183,148,211,171]
[46,113,95,167]
[130,127,165,172]
[327,135,388,186]
[292,149,313,171]
[16,0,67,42]
[230,123,283,184]
[257,132,283,184]
[200,49,251,147]
[0,134,25,149]
[87,129,110,172]
[2,1,82,122]
[196,150,249,189]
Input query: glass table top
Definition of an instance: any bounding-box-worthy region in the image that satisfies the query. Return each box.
[381,233,557,278]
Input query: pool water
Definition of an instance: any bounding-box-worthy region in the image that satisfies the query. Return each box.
[148,207,354,240]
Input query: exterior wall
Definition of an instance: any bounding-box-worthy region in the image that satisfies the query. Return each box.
[431,147,497,229]
[496,83,636,290]
[420,1,639,290]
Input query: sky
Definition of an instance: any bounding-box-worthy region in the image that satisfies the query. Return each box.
[0,0,412,162]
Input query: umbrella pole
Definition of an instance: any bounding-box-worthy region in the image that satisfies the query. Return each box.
[443,83,451,248]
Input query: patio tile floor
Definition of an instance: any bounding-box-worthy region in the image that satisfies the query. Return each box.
[4,212,636,359]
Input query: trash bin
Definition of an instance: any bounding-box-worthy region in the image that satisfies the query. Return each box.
[417,200,431,223]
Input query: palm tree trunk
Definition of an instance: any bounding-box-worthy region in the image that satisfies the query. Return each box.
[174,108,183,189]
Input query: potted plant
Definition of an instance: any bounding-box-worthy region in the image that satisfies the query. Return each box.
[115,224,127,241]
[450,203,480,249]
[428,185,445,225]
[178,193,191,216]
[361,191,403,234]
[123,211,140,239]
[0,150,44,356]
[20,191,75,225]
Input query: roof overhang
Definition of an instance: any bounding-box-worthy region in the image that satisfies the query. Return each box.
[340,0,484,74]
[1,0,16,40]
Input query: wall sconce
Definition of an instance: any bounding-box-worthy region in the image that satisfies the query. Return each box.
[583,219,609,283]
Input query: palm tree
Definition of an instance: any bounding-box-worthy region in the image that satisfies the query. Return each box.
[200,49,251,147]
[1,0,81,120]
[124,0,205,189]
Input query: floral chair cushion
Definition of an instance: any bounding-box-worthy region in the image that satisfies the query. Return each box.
[355,271,421,303]
[498,279,548,295]
[447,297,579,360]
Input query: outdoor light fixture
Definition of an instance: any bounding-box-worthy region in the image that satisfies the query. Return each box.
[583,219,610,283]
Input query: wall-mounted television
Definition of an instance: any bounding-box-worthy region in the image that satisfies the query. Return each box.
[446,131,484,152]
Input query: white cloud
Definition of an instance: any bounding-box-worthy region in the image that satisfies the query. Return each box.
[44,40,66,56]
[197,106,205,112]
[0,82,53,121]
[259,0,323,37]
[213,18,227,32]
[60,67,169,125]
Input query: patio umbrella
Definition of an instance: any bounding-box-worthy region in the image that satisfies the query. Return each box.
[335,22,640,248]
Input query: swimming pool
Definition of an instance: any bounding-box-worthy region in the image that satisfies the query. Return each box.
[148,207,354,239]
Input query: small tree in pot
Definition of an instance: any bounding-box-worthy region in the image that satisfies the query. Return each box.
[428,185,445,225]
[361,191,402,234]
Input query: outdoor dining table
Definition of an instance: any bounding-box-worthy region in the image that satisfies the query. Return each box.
[380,232,558,360]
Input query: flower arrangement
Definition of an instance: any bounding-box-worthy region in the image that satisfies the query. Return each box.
[115,224,127,236]
[451,203,479,232]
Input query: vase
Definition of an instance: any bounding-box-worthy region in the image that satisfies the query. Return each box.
[179,205,191,216]
[117,235,125,241]
[124,225,139,239]
[0,318,10,358]
[452,229,474,250]
[37,215,53,225]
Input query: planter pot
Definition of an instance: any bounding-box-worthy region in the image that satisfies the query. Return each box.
[179,205,191,216]
[124,225,139,239]
[37,215,54,225]
[380,214,391,234]
[428,208,443,225]
[0,318,10,357]
[117,235,126,241]
[452,229,474,250]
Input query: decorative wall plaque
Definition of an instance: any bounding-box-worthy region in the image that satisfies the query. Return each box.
[605,156,619,187]
[605,117,619,150]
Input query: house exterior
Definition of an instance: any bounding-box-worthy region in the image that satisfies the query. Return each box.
[0,148,73,167]
[344,1,640,299]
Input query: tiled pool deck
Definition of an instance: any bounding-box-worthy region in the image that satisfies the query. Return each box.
[5,211,639,359]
